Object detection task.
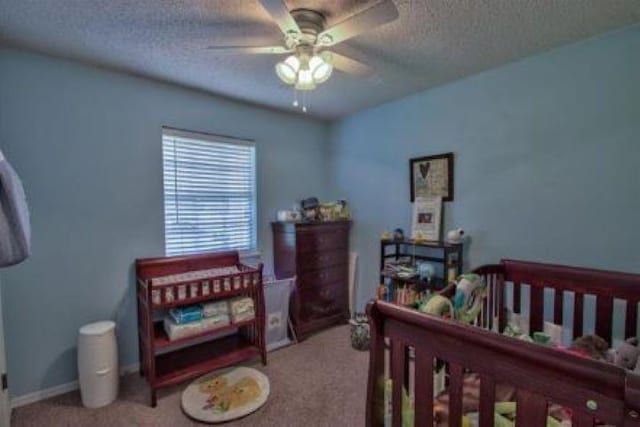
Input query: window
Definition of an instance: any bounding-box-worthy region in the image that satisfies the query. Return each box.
[162,128,256,256]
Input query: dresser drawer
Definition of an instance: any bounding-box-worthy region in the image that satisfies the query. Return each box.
[297,265,348,289]
[297,249,347,272]
[296,229,347,253]
[295,283,347,323]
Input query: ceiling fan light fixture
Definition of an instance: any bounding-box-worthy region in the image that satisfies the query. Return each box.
[275,55,300,84]
[309,53,333,84]
[295,69,316,90]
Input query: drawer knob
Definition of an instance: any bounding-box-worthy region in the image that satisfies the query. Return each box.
[586,400,598,411]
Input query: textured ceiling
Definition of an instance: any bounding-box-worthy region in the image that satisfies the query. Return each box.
[1,1,639,119]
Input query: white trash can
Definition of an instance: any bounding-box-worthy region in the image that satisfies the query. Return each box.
[77,321,118,408]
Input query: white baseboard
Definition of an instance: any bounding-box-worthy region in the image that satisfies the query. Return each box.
[11,363,140,409]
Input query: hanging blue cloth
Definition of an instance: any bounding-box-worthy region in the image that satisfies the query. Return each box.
[0,149,31,267]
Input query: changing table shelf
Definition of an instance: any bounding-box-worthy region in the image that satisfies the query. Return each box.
[136,251,266,407]
[154,335,259,389]
[152,318,257,349]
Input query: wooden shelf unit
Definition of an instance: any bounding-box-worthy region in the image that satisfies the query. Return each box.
[379,239,463,302]
[136,251,266,407]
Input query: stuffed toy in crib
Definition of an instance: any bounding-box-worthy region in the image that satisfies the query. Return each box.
[418,274,486,324]
[452,274,485,324]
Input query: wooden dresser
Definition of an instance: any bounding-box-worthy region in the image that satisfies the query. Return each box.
[271,221,351,340]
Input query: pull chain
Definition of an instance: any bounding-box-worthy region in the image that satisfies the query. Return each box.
[292,88,299,107]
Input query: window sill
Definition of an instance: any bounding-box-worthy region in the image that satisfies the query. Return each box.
[240,250,262,260]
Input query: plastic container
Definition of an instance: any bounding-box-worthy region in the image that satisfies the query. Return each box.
[264,276,295,351]
[77,321,118,408]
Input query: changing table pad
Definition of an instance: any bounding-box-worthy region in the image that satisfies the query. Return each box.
[150,266,241,286]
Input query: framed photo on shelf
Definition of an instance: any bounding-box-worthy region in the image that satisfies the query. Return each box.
[409,152,454,202]
[411,196,442,241]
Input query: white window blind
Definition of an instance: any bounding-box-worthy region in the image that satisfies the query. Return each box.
[162,128,256,256]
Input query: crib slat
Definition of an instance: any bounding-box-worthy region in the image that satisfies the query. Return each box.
[478,374,495,427]
[530,283,544,333]
[574,293,584,339]
[497,274,506,332]
[595,295,614,344]
[390,340,405,427]
[486,274,494,330]
[448,363,464,427]
[626,300,638,339]
[481,277,489,328]
[513,282,521,314]
[515,389,547,426]
[414,348,433,426]
[554,289,563,325]
[571,411,594,427]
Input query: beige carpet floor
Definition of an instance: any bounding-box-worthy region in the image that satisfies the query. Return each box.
[12,325,369,427]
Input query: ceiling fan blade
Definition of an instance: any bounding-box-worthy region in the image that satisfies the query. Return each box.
[329,52,375,77]
[318,0,399,46]
[205,45,292,54]
[259,0,302,36]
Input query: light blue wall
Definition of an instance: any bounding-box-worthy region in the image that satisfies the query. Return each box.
[330,25,640,311]
[0,49,331,397]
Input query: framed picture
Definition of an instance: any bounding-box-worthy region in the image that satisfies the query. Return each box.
[409,152,454,202]
[411,196,442,241]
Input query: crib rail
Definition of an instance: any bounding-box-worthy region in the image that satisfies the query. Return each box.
[366,300,640,427]
[473,260,640,346]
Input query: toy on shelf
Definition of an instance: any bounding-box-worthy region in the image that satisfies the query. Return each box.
[446,228,466,244]
[416,261,435,282]
[412,230,428,243]
[300,197,320,221]
[319,200,351,221]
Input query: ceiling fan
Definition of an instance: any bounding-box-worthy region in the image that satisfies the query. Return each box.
[206,0,399,111]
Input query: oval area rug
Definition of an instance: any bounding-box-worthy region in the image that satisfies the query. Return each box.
[181,367,270,423]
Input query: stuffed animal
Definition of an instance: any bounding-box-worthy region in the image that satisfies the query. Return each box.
[446,228,465,244]
[452,274,485,324]
[607,337,640,370]
[570,335,610,362]
[418,294,453,318]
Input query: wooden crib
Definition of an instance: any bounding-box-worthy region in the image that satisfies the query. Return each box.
[366,259,640,426]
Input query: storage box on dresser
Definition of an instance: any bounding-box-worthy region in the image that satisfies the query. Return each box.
[272,221,351,340]
[136,251,266,407]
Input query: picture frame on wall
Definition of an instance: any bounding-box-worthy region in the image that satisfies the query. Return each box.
[409,152,454,202]
[411,196,443,241]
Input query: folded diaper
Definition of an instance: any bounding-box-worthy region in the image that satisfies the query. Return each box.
[229,297,255,323]
[201,300,230,318]
[169,305,204,324]
[163,313,231,341]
